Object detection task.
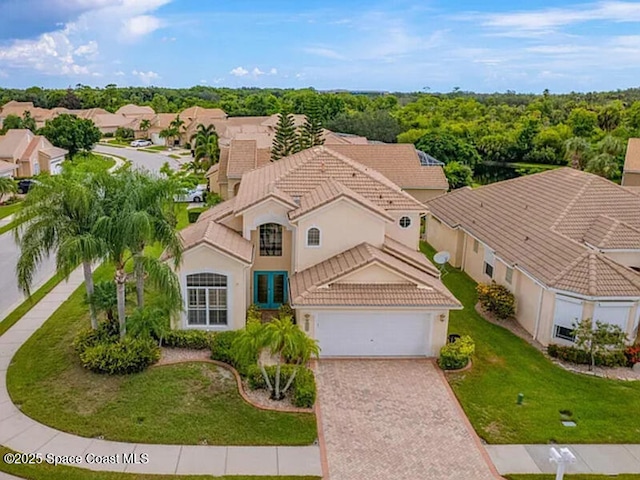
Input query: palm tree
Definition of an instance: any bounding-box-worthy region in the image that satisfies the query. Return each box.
[170,115,186,146]
[93,170,182,339]
[190,123,219,172]
[15,172,106,329]
[139,119,151,139]
[564,137,591,170]
[0,177,16,204]
[159,127,178,147]
[234,315,319,400]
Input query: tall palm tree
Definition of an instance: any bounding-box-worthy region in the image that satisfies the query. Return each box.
[190,123,219,172]
[15,172,106,329]
[170,115,186,146]
[93,170,182,339]
[139,119,151,139]
[159,127,178,147]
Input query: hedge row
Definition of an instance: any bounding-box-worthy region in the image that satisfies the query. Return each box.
[547,344,627,367]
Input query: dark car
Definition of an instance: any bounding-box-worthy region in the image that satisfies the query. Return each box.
[16,179,37,194]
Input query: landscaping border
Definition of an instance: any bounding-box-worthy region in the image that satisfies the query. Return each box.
[154,359,314,414]
[443,358,473,373]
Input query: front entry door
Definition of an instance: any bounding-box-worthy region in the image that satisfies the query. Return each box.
[254,271,288,309]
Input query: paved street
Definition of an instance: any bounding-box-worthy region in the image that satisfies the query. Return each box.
[0,229,56,321]
[315,359,499,480]
[94,144,183,172]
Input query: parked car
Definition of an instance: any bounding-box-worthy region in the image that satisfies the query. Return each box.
[130,139,153,147]
[16,179,38,194]
[175,184,208,203]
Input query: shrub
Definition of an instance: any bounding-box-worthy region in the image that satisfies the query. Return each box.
[278,303,295,321]
[476,282,516,320]
[163,330,214,349]
[247,303,261,322]
[187,207,206,223]
[438,335,475,370]
[79,337,160,374]
[547,344,627,367]
[246,364,316,408]
[210,330,255,376]
[115,126,135,140]
[73,319,118,354]
[624,344,640,366]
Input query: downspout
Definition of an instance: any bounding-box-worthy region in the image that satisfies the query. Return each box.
[533,286,544,341]
[461,230,468,271]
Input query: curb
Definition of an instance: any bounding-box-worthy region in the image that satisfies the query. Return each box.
[155,358,314,414]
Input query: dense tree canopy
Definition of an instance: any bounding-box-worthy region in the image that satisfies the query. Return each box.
[40,114,101,159]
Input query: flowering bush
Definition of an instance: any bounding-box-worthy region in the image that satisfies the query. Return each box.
[624,344,640,366]
[476,282,516,320]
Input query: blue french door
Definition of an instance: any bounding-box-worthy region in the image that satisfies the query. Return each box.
[254,271,288,309]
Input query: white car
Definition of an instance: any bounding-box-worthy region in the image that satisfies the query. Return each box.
[175,184,208,203]
[130,139,153,147]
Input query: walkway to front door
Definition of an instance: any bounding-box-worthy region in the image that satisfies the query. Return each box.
[254,271,288,309]
[315,359,500,480]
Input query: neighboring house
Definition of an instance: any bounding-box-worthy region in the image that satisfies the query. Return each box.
[166,146,461,357]
[0,129,67,177]
[0,101,54,129]
[622,138,640,187]
[207,141,449,204]
[115,104,155,117]
[426,168,640,347]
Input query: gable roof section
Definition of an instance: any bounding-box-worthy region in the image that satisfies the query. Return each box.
[116,104,155,116]
[0,160,18,175]
[329,144,449,190]
[289,241,460,307]
[177,220,253,264]
[624,138,640,173]
[226,139,257,179]
[0,130,32,160]
[427,168,640,297]
[234,146,425,214]
[196,198,237,224]
[288,178,394,222]
[583,215,640,250]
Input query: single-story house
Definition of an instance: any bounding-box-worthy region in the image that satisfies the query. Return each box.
[0,129,67,177]
[166,145,461,357]
[426,167,640,346]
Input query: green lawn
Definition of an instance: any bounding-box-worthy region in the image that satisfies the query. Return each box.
[0,201,22,220]
[6,203,316,446]
[99,142,126,148]
[66,153,116,173]
[0,447,319,480]
[421,242,640,444]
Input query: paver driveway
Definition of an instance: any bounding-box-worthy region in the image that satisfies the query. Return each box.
[315,359,499,480]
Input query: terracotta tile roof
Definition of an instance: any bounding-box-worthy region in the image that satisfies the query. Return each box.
[39,146,68,158]
[218,147,230,184]
[20,137,40,162]
[116,104,155,116]
[427,167,640,297]
[382,236,441,277]
[205,163,219,177]
[323,131,369,145]
[329,144,449,190]
[288,178,394,221]
[177,220,253,264]
[196,198,237,224]
[226,139,257,178]
[583,215,640,250]
[234,146,425,214]
[180,106,227,121]
[624,138,640,173]
[0,130,32,160]
[289,242,460,307]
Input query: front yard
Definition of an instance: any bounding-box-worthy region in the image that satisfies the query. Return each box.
[421,242,640,444]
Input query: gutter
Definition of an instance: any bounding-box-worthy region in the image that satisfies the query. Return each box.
[533,286,544,341]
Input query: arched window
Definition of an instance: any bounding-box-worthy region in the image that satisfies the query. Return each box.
[307,227,321,247]
[259,223,282,256]
[186,273,227,326]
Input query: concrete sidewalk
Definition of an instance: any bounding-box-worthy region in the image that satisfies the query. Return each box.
[487,444,640,475]
[0,266,322,477]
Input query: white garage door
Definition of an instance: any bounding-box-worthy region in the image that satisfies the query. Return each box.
[50,160,63,175]
[315,311,432,357]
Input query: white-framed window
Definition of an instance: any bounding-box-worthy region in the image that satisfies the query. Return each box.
[473,239,479,253]
[306,227,321,247]
[483,247,495,279]
[186,273,227,326]
[505,267,513,284]
[553,295,583,342]
[399,216,412,228]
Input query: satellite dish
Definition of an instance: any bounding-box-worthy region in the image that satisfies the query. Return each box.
[434,251,451,265]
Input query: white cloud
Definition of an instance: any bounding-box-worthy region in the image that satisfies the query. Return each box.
[114,70,125,76]
[230,66,249,77]
[269,68,278,75]
[74,40,98,56]
[252,67,265,76]
[121,15,163,40]
[132,69,159,84]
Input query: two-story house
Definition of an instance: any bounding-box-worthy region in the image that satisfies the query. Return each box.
[168,146,461,357]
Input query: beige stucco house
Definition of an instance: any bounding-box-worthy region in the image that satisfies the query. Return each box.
[167,146,461,357]
[622,138,640,187]
[208,141,448,205]
[0,129,67,178]
[426,167,640,347]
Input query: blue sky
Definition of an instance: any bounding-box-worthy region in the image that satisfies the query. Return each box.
[1,0,640,93]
